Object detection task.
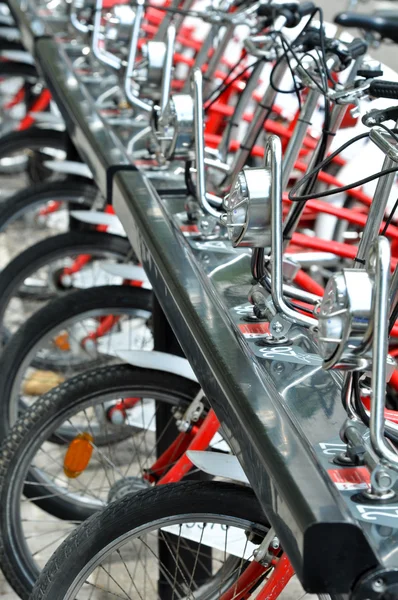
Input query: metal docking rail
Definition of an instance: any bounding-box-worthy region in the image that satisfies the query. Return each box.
[8,0,398,594]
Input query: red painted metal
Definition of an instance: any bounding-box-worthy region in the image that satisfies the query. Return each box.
[158,409,220,484]
[144,428,199,483]
[293,270,324,297]
[61,254,92,276]
[256,554,295,600]
[219,561,269,600]
[18,88,52,131]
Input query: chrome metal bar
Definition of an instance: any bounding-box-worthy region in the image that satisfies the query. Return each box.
[281,88,320,190]
[154,0,184,41]
[69,0,89,33]
[203,23,235,97]
[268,135,317,327]
[224,58,287,188]
[160,24,176,115]
[193,68,223,220]
[282,102,347,244]
[91,0,122,71]
[159,0,195,41]
[355,151,397,265]
[218,60,264,162]
[369,237,398,468]
[182,26,216,93]
[124,0,152,113]
[369,127,398,163]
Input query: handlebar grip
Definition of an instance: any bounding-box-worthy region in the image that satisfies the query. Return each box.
[369,80,398,100]
[298,2,315,17]
[346,37,368,59]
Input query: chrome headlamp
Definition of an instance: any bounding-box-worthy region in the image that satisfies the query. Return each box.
[104,5,135,43]
[153,94,194,160]
[222,167,272,247]
[137,42,167,98]
[317,269,373,370]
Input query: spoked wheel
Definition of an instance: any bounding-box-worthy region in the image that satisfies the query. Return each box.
[0,285,153,438]
[0,179,100,265]
[0,230,133,343]
[27,482,315,600]
[0,366,202,599]
[0,127,66,189]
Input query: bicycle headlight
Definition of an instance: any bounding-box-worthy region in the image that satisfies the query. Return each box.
[104,6,135,42]
[153,94,194,160]
[222,168,272,247]
[317,269,373,369]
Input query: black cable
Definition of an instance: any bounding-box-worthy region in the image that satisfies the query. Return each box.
[381,197,398,236]
[257,271,315,314]
[205,58,264,109]
[292,164,398,202]
[389,301,398,335]
[251,248,265,280]
[289,132,377,202]
[185,161,197,198]
[352,372,398,445]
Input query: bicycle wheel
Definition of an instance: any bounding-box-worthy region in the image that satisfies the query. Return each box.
[0,365,201,599]
[0,61,39,137]
[0,230,132,341]
[0,284,153,439]
[0,179,100,265]
[28,482,314,600]
[0,127,66,187]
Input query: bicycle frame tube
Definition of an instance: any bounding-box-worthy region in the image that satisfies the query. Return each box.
[355,140,398,266]
[281,88,320,190]
[282,102,347,244]
[218,59,264,162]
[224,58,287,189]
[158,409,220,484]
[203,22,236,97]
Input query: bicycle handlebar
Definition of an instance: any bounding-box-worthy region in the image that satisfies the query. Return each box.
[369,79,398,100]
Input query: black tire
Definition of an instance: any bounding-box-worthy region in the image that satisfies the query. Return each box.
[0,127,66,182]
[0,179,99,232]
[29,482,267,600]
[0,367,200,599]
[0,283,150,440]
[0,61,38,80]
[0,126,65,155]
[0,230,132,332]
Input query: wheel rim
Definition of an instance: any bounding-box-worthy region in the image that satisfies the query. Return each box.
[8,386,196,584]
[9,305,153,424]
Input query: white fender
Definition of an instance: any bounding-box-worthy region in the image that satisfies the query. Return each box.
[116,349,198,383]
[0,50,34,64]
[30,112,65,126]
[100,262,151,285]
[44,161,93,179]
[70,210,123,228]
[187,451,249,484]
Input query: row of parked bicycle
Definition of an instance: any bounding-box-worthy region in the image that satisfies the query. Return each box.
[0,0,397,598]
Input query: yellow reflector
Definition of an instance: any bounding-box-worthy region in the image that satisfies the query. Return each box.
[63,432,94,479]
[53,332,70,351]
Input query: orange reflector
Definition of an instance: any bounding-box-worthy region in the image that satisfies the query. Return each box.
[63,432,94,479]
[53,332,70,351]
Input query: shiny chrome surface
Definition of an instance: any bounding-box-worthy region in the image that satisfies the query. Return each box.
[317,269,373,369]
[11,5,398,593]
[369,238,398,468]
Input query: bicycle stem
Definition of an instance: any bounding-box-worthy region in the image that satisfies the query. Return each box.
[281,87,321,190]
[223,57,288,189]
[355,121,398,266]
[282,101,347,245]
[218,59,265,162]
